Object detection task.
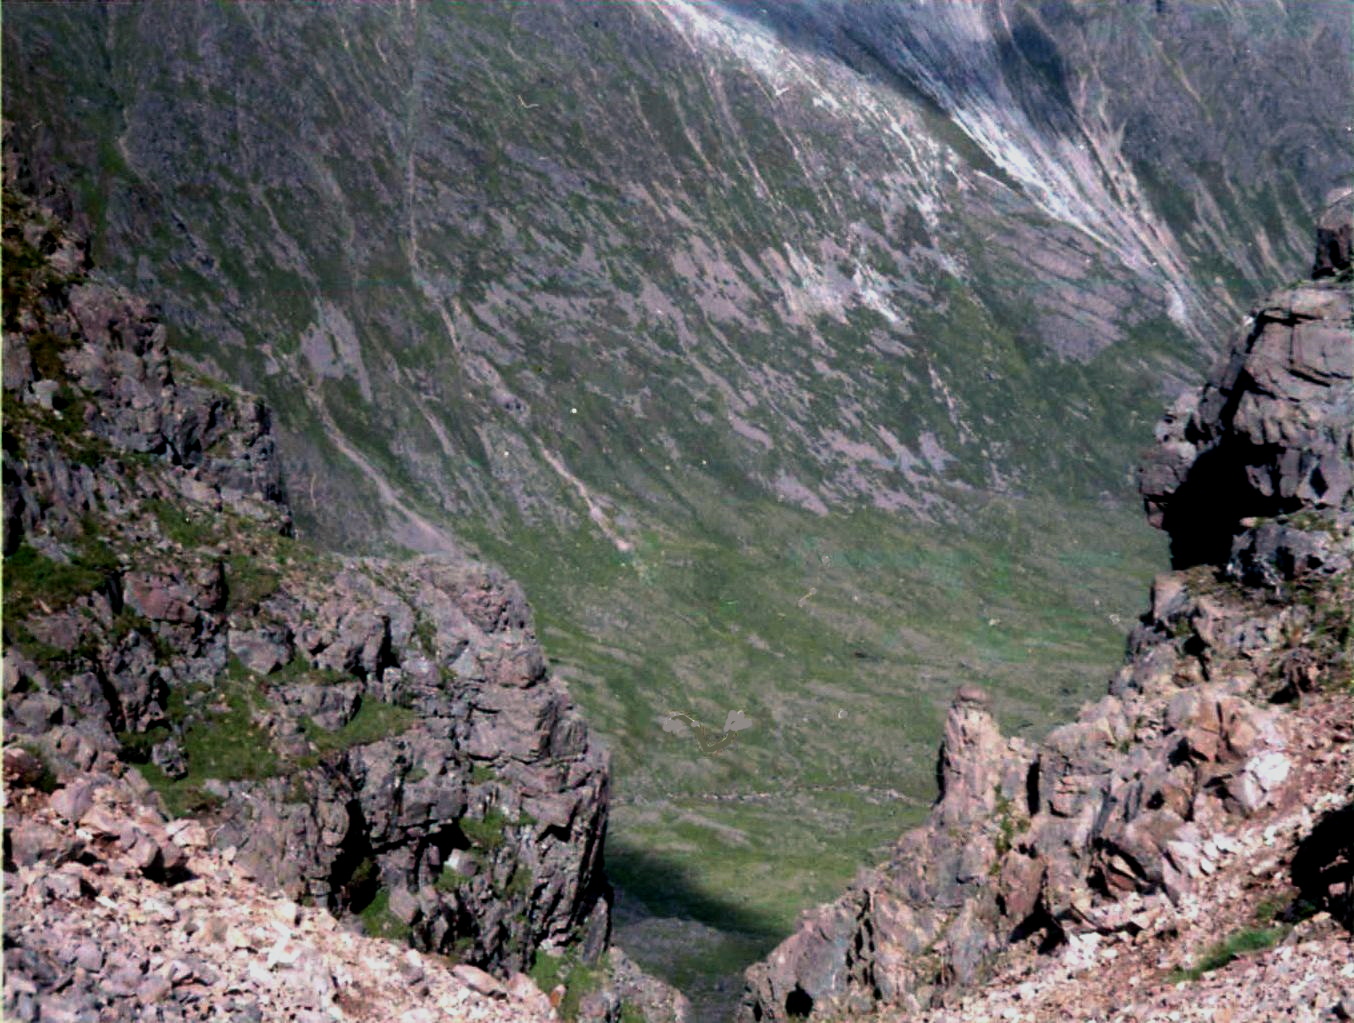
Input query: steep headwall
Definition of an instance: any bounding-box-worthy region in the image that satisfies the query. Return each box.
[1139,185,1354,568]
[2,1,1346,549]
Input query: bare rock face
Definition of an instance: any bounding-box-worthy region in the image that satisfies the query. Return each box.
[741,689,1037,1020]
[1315,186,1354,280]
[2,772,563,1023]
[1,163,611,1004]
[738,204,1353,1022]
[1139,186,1353,568]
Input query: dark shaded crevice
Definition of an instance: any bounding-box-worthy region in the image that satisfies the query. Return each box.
[95,663,130,736]
[1008,897,1064,953]
[784,986,814,1019]
[373,621,397,680]
[329,798,379,914]
[1291,801,1354,928]
[1160,441,1302,568]
[419,820,470,889]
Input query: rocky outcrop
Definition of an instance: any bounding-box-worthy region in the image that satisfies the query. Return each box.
[738,201,1353,1021]
[1139,186,1354,568]
[868,726,1354,1023]
[1315,186,1354,280]
[1,163,613,1006]
[2,764,560,1023]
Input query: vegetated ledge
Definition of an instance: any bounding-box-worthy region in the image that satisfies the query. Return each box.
[0,147,684,1020]
[737,191,1354,1022]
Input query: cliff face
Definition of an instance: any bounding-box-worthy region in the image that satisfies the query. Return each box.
[738,196,1354,1020]
[1139,186,1354,570]
[2,765,563,1023]
[1,155,612,1010]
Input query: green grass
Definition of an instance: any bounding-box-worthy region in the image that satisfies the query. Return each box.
[475,486,1163,1014]
[3,540,114,621]
[412,612,438,655]
[109,608,173,659]
[268,657,350,685]
[224,553,280,612]
[1253,897,1289,925]
[358,888,412,942]
[133,670,279,817]
[147,499,216,548]
[301,699,416,755]
[1169,926,1288,982]
[171,685,277,781]
[434,863,469,894]
[529,949,606,1023]
[503,863,534,898]
[2,530,120,668]
[460,807,512,851]
[469,762,498,784]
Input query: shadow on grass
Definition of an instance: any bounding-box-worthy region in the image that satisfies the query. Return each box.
[606,836,787,947]
[606,838,790,1021]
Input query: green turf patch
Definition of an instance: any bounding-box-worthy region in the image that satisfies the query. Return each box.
[131,669,279,818]
[1169,925,1288,983]
[358,888,412,942]
[529,947,606,1023]
[147,498,216,548]
[460,807,513,852]
[301,699,416,755]
[224,553,280,611]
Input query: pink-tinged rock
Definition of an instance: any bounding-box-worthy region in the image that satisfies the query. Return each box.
[999,852,1046,924]
[388,886,420,924]
[81,805,124,838]
[870,891,933,957]
[136,974,173,1005]
[121,827,164,874]
[935,687,1007,827]
[1227,751,1293,815]
[3,746,47,789]
[523,793,575,831]
[124,572,199,624]
[153,831,189,874]
[164,818,209,850]
[49,781,96,822]
[7,820,82,868]
[229,628,288,675]
[507,972,554,1014]
[453,964,505,998]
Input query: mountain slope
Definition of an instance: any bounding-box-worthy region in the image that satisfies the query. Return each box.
[739,189,1354,1023]
[4,1,1350,1013]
